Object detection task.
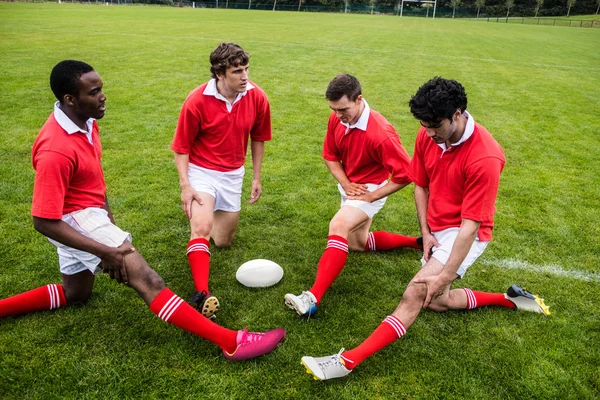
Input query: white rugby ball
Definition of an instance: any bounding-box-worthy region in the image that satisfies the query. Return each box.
[236,259,283,288]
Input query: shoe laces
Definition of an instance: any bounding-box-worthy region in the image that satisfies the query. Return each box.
[299,291,315,306]
[239,329,265,346]
[318,348,346,369]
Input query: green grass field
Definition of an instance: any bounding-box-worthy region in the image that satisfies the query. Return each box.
[1,3,599,399]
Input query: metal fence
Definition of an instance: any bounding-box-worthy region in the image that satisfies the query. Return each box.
[469,16,600,28]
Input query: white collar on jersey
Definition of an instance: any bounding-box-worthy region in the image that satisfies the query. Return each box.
[53,101,94,144]
[203,78,255,112]
[341,99,370,134]
[437,110,475,151]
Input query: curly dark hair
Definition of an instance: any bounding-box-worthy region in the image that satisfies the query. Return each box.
[325,74,362,102]
[209,42,250,79]
[409,77,467,123]
[50,60,94,103]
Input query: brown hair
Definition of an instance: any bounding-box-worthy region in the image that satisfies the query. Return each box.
[325,74,362,102]
[209,42,250,79]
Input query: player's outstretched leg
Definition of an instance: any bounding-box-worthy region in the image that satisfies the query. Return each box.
[284,235,348,317]
[364,231,423,252]
[0,284,67,318]
[460,285,550,315]
[125,249,285,360]
[301,315,407,381]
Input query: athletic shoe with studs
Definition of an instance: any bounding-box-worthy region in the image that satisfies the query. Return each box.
[222,328,286,361]
[284,291,317,317]
[505,284,551,316]
[301,348,352,381]
[189,290,220,320]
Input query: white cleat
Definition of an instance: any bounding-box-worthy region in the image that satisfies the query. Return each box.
[505,284,551,316]
[284,291,318,317]
[301,349,352,381]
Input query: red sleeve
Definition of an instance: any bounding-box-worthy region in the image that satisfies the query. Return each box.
[376,133,412,185]
[461,156,504,222]
[322,114,340,162]
[409,128,430,188]
[250,91,272,142]
[31,151,73,219]
[171,95,201,154]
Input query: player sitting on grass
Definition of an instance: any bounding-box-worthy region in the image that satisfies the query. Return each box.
[0,60,285,361]
[301,77,550,381]
[285,74,421,318]
[171,42,272,320]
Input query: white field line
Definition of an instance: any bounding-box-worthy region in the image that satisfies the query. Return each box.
[481,258,600,283]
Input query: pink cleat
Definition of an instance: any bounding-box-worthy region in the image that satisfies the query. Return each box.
[223,328,286,361]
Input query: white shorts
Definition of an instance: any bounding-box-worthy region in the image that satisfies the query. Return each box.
[188,163,244,213]
[338,181,388,219]
[48,207,131,276]
[420,227,489,278]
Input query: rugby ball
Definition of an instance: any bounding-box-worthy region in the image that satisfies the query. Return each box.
[236,259,283,288]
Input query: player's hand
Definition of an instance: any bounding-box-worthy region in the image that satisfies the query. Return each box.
[414,274,452,309]
[342,182,368,197]
[99,243,136,284]
[421,232,440,262]
[346,191,376,203]
[248,179,262,204]
[181,184,203,219]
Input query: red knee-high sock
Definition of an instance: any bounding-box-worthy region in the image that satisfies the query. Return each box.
[187,238,211,293]
[341,315,407,370]
[365,231,423,251]
[308,236,348,304]
[0,284,66,318]
[150,288,237,353]
[463,288,516,310]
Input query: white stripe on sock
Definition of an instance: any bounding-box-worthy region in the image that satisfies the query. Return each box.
[368,232,375,251]
[327,240,348,253]
[51,284,60,309]
[47,285,55,310]
[187,243,210,255]
[163,298,184,322]
[384,316,406,338]
[463,288,476,309]
[158,295,180,321]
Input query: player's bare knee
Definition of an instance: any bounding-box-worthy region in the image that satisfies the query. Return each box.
[145,271,165,292]
[403,282,427,305]
[213,237,233,248]
[329,219,350,237]
[64,286,93,306]
[190,221,212,240]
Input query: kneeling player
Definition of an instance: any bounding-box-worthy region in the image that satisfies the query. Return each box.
[285,74,421,317]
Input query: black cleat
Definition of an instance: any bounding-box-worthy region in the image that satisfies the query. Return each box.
[189,290,220,320]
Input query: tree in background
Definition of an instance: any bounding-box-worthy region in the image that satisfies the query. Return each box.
[534,0,544,16]
[476,0,486,17]
[566,0,575,14]
[505,0,514,19]
[451,0,462,17]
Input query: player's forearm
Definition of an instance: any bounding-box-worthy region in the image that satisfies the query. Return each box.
[369,181,408,202]
[324,160,351,187]
[173,152,191,188]
[32,217,113,258]
[250,140,265,181]
[440,219,480,278]
[414,185,431,236]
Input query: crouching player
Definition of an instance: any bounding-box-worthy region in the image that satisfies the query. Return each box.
[0,60,285,361]
[285,74,421,318]
[301,77,550,380]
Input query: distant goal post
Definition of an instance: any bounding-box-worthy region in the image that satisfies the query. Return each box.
[400,0,437,18]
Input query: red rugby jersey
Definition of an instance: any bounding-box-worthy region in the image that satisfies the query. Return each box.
[409,122,505,241]
[171,80,272,172]
[32,114,106,219]
[322,109,411,185]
